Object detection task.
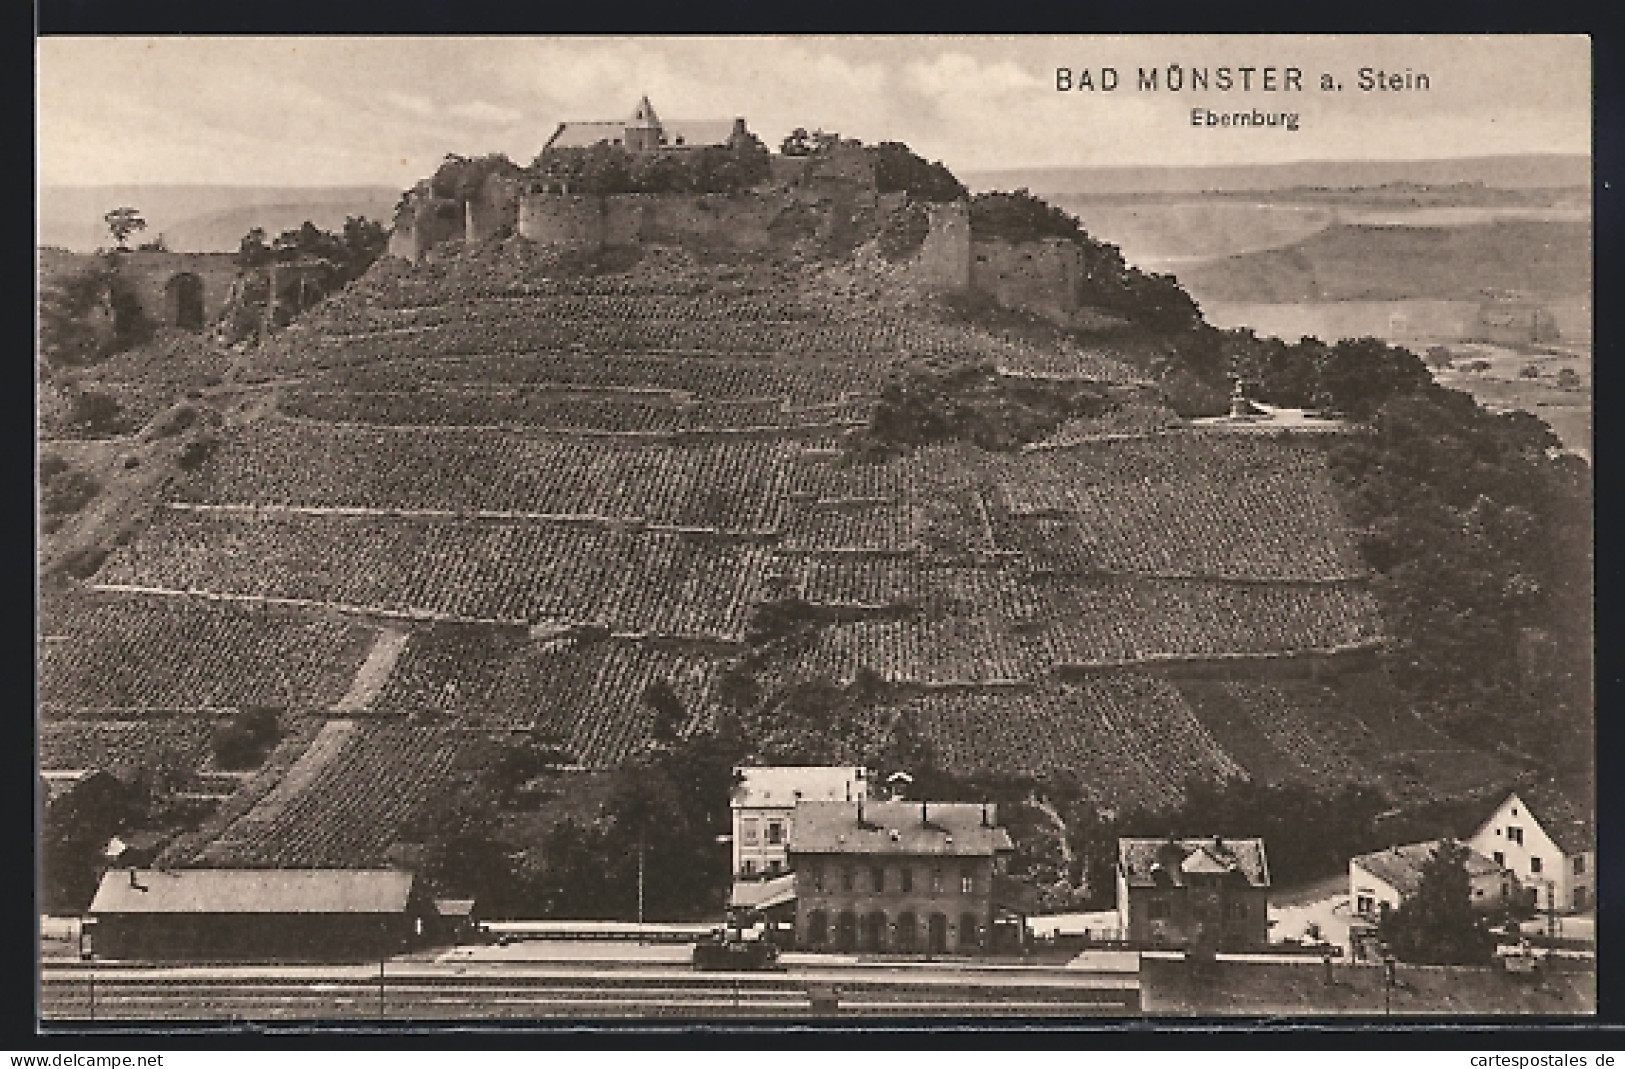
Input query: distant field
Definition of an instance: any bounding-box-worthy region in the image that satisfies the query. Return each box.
[1177,220,1591,303]
[39,183,400,253]
[963,153,1590,198]
[1063,201,1336,268]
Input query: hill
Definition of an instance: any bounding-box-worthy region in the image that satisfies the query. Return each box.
[39,184,399,252]
[37,155,1589,915]
[1175,220,1592,303]
[961,154,1591,199]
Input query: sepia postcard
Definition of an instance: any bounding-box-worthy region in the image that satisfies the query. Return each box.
[35,34,1595,1027]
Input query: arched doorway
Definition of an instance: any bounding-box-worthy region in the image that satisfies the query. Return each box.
[959,912,982,953]
[896,911,918,953]
[927,912,949,955]
[835,911,858,951]
[862,911,887,952]
[165,273,205,331]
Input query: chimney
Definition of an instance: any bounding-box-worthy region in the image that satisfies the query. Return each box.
[921,802,929,826]
[856,795,864,825]
[128,867,138,888]
[981,803,990,828]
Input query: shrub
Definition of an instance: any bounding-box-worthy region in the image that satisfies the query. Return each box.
[41,465,100,517]
[870,142,967,203]
[211,707,281,770]
[68,390,126,435]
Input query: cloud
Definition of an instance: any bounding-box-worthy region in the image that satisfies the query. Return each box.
[382,90,437,118]
[905,52,1044,96]
[446,100,524,126]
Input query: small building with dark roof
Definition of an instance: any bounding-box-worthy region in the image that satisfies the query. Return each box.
[787,799,1020,954]
[1117,836,1271,951]
[87,868,435,962]
[1466,781,1595,913]
[1349,839,1516,920]
[543,96,750,154]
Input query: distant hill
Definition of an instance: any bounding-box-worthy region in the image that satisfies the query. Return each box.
[39,184,400,253]
[963,154,1590,199]
[1174,219,1593,303]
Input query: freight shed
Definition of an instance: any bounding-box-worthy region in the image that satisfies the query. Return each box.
[87,868,434,962]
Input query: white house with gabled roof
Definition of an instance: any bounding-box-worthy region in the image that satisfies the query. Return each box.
[1466,782,1594,913]
[731,766,868,879]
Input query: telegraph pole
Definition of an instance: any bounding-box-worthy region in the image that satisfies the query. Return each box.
[637,831,646,946]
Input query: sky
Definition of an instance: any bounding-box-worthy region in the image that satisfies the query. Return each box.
[37,35,1591,188]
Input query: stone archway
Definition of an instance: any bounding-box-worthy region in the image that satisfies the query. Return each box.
[165,272,205,331]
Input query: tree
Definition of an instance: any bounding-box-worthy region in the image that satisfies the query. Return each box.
[1377,839,1497,965]
[642,680,687,744]
[780,128,815,157]
[104,207,147,250]
[236,227,273,269]
[871,142,967,203]
[210,707,281,770]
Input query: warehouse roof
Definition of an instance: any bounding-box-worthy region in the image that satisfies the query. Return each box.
[89,869,417,915]
[788,800,1012,857]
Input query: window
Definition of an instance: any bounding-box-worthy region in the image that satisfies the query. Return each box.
[870,866,885,893]
[901,867,914,893]
[742,820,759,846]
[768,858,782,875]
[1493,851,1504,866]
[1356,894,1375,917]
[1530,856,1543,874]
[931,868,943,895]
[842,868,854,892]
[1508,826,1524,845]
[1147,898,1171,920]
[811,865,824,893]
[743,859,755,875]
[1574,855,1586,875]
[767,822,783,845]
[961,871,975,896]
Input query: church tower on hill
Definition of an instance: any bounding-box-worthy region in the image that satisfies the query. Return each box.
[624,95,662,153]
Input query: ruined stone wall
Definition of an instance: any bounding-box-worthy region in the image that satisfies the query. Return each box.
[465,174,523,244]
[769,155,815,185]
[388,197,466,261]
[906,201,973,292]
[517,194,606,252]
[970,238,1083,326]
[113,251,240,329]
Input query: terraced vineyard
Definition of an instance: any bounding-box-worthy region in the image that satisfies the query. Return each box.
[307,354,892,407]
[176,422,796,529]
[1175,676,1516,802]
[45,239,1525,832]
[38,592,378,713]
[95,508,772,639]
[187,721,477,868]
[39,718,217,773]
[370,633,717,766]
[899,677,1244,812]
